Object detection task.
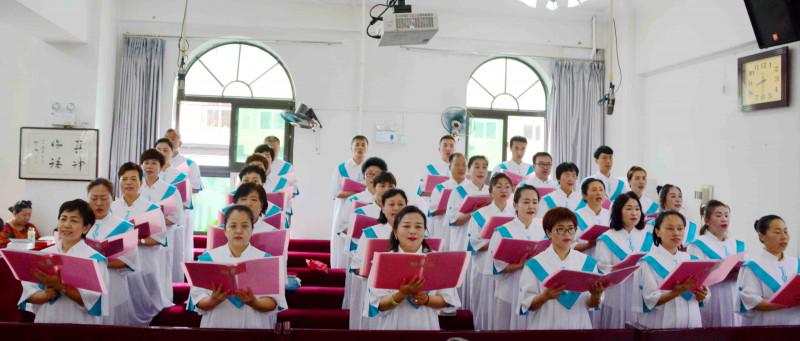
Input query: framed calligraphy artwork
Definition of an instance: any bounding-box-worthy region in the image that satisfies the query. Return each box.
[19,127,99,181]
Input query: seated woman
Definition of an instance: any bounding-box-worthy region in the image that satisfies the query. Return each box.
[1,200,40,247]
[188,205,287,329]
[366,206,460,330]
[636,210,708,328]
[18,199,108,324]
[737,214,800,326]
[518,207,606,329]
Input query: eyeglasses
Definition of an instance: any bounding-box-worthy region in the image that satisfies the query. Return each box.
[535,163,553,167]
[553,227,577,235]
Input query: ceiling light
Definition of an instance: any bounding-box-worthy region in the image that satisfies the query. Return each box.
[546,0,558,10]
[568,0,581,7]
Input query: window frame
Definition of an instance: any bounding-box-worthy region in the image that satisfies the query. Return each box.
[175,41,296,178]
[465,57,548,163]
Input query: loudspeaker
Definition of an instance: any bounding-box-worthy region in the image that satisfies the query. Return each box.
[744,0,800,48]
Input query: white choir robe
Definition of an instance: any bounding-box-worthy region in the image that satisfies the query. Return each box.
[18,240,109,324]
[87,214,139,325]
[646,217,699,245]
[687,234,745,327]
[188,244,288,329]
[329,159,364,269]
[488,217,545,330]
[172,154,203,264]
[335,190,374,274]
[365,246,461,330]
[521,176,558,191]
[141,178,186,284]
[737,250,800,326]
[161,167,192,285]
[341,202,380,311]
[427,178,465,252]
[639,195,660,218]
[518,246,601,329]
[493,160,534,179]
[467,202,515,330]
[634,245,705,329]
[573,205,610,258]
[349,223,392,330]
[594,227,654,329]
[270,158,300,221]
[537,187,583,218]
[444,180,488,309]
[415,159,450,214]
[111,195,172,325]
[584,172,629,203]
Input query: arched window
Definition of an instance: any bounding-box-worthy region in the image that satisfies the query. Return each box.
[465,57,548,170]
[176,41,295,231]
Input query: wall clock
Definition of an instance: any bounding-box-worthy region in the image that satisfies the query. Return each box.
[738,46,790,111]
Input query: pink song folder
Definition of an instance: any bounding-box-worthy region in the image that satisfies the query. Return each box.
[601,198,612,210]
[422,175,450,196]
[658,260,719,291]
[458,195,492,214]
[577,225,610,242]
[174,180,190,205]
[612,252,647,271]
[267,191,289,210]
[85,228,138,259]
[537,187,556,196]
[432,188,453,216]
[206,227,289,257]
[342,179,366,194]
[160,194,180,220]
[182,256,285,296]
[543,266,640,292]
[702,252,747,287]
[493,238,551,264]
[359,238,444,277]
[369,251,471,291]
[479,216,515,240]
[501,171,525,187]
[263,210,285,230]
[768,275,800,307]
[130,209,164,240]
[0,249,107,293]
[351,214,380,240]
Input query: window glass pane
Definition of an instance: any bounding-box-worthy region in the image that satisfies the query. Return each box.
[466,79,494,108]
[185,63,223,96]
[250,66,293,99]
[238,45,279,84]
[492,94,519,110]
[191,176,233,232]
[467,117,504,170]
[470,58,505,97]
[222,81,253,98]
[518,81,546,111]
[506,59,538,97]
[235,108,286,163]
[198,44,239,87]
[178,101,231,167]
[507,116,546,163]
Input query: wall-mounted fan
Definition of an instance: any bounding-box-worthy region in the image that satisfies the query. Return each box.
[440,106,471,139]
[281,104,322,131]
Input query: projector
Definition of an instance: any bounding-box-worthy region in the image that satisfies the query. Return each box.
[378,12,438,46]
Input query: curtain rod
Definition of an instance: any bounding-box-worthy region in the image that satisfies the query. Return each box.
[401,45,604,62]
[123,32,344,46]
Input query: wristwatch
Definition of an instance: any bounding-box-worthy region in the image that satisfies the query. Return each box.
[140,238,146,245]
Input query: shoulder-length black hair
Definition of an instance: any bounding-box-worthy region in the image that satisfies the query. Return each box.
[388,206,431,253]
[609,191,645,231]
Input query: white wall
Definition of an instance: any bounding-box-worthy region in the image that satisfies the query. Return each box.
[119,0,606,239]
[608,0,800,254]
[0,0,118,232]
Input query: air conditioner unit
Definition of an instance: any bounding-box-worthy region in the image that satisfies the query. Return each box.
[379,12,438,46]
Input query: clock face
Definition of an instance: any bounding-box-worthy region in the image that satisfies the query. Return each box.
[742,55,782,106]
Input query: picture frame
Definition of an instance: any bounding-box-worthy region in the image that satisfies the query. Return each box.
[18,127,99,181]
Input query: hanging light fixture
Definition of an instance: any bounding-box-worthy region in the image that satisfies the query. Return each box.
[521,0,591,11]
[568,0,581,7]
[519,0,537,7]
[546,0,558,10]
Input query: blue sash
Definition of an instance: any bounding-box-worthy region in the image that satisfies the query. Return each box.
[338,163,349,178]
[642,255,692,301]
[525,255,597,309]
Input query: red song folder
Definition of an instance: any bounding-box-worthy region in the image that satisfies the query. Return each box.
[492,238,551,264]
[130,209,164,240]
[0,249,107,293]
[85,228,138,259]
[611,252,647,271]
[577,225,610,242]
[479,216,515,240]
[432,188,453,216]
[342,179,366,194]
[369,251,470,291]
[182,256,285,296]
[458,195,492,214]
[769,275,800,307]
[543,266,640,292]
[657,260,720,291]
[422,175,450,197]
[351,214,380,240]
[359,238,443,277]
[500,171,524,187]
